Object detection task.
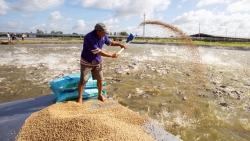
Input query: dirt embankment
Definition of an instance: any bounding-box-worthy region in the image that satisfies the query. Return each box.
[0,40,83,45]
[0,41,17,45]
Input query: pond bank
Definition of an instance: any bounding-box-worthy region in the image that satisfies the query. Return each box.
[1,40,250,51]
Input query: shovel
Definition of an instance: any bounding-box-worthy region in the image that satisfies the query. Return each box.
[117,33,136,54]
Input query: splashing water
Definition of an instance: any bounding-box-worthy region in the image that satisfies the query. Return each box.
[139,20,204,126]
[1,43,250,140]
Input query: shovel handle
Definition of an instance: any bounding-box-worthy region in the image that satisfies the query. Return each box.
[117,48,124,54]
[117,41,131,54]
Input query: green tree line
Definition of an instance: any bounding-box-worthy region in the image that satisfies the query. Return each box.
[36,29,128,36]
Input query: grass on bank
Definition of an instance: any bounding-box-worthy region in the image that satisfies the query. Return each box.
[133,38,250,47]
[1,37,250,47]
[1,39,83,44]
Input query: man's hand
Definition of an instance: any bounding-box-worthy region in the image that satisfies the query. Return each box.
[120,44,126,49]
[111,53,119,58]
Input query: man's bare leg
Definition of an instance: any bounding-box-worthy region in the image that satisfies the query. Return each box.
[97,80,106,101]
[77,83,84,103]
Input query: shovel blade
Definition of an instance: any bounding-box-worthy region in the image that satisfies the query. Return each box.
[126,33,136,43]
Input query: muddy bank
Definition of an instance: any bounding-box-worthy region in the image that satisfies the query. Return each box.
[0,41,17,45]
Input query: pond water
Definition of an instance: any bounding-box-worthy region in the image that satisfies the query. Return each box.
[0,44,250,141]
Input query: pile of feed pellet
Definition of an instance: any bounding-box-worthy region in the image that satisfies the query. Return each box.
[16,100,154,141]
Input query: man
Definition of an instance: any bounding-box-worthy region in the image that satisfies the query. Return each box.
[7,33,10,42]
[77,23,126,103]
[22,33,25,41]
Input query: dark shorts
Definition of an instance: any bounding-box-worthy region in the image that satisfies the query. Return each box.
[79,63,103,84]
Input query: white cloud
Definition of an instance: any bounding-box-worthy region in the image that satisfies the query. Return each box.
[124,26,139,33]
[80,0,171,17]
[227,0,250,13]
[106,20,119,32]
[29,23,70,34]
[81,0,122,9]
[116,0,171,17]
[1,21,26,32]
[4,21,24,28]
[103,19,119,25]
[172,9,213,25]
[197,0,231,7]
[72,0,81,5]
[21,14,34,18]
[72,20,86,31]
[29,23,47,32]
[65,18,72,22]
[171,10,250,37]
[106,25,120,33]
[47,23,69,33]
[157,14,163,21]
[139,13,154,23]
[11,0,64,11]
[49,11,63,21]
[0,0,9,15]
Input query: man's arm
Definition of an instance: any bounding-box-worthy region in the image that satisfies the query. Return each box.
[110,41,126,49]
[97,40,126,58]
[98,50,118,58]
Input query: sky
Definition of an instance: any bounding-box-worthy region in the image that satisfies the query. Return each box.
[0,0,250,38]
